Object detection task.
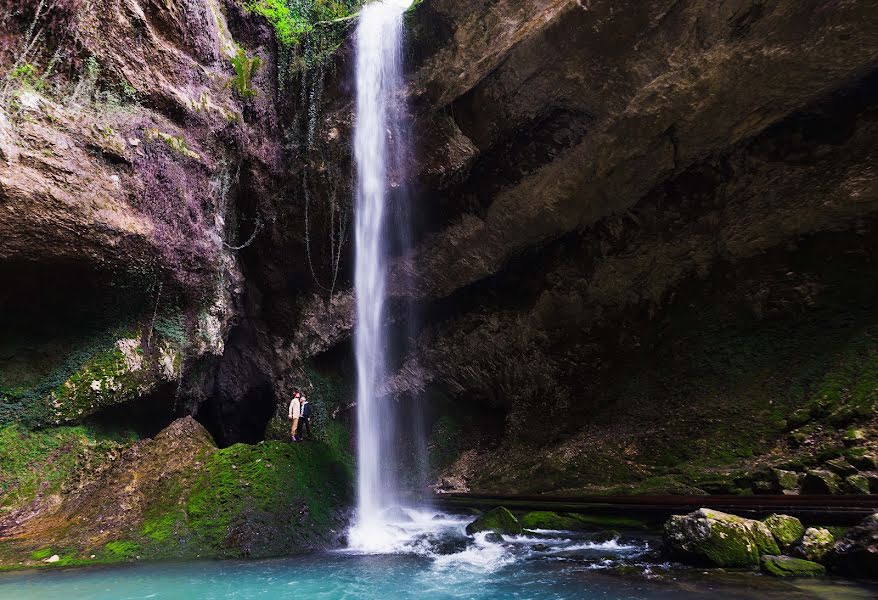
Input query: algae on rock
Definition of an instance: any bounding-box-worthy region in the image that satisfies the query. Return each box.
[465,507,523,536]
[663,509,780,568]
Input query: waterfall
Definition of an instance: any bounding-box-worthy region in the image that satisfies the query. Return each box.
[349,0,413,552]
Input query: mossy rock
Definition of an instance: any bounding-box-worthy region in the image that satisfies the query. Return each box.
[847,451,877,471]
[465,507,522,536]
[519,510,647,531]
[843,429,866,447]
[761,555,825,577]
[824,458,858,477]
[762,514,805,549]
[663,508,780,568]
[770,469,800,493]
[520,510,583,531]
[801,470,841,494]
[844,474,871,494]
[790,527,835,562]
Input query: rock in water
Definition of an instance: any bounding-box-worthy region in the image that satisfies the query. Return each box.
[663,508,780,567]
[465,507,523,536]
[790,527,835,562]
[825,514,878,579]
[761,555,825,577]
[762,514,805,550]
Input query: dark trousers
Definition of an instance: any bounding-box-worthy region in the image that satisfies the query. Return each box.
[297,417,312,440]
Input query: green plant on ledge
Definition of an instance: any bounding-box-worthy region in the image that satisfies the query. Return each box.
[239,0,365,47]
[230,47,262,99]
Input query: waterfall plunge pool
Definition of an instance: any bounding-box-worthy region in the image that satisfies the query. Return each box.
[2,511,876,599]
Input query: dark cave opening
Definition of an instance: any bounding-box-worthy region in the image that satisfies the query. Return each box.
[87,382,182,439]
[191,326,278,448]
[0,260,153,418]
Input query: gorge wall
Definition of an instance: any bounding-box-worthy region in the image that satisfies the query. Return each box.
[1,0,878,566]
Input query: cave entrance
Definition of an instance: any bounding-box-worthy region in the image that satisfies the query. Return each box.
[86,382,182,439]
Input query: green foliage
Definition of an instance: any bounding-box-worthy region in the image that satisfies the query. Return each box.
[240,0,364,47]
[229,47,262,98]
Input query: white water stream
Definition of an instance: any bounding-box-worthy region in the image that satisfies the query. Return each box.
[349,0,414,552]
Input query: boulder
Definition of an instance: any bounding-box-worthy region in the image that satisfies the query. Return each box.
[842,429,866,447]
[663,509,780,568]
[845,474,871,494]
[825,514,878,579]
[762,514,805,550]
[465,507,523,536]
[590,530,620,543]
[520,511,585,531]
[801,470,841,494]
[761,555,826,577]
[847,451,878,471]
[790,527,835,562]
[532,542,549,551]
[771,469,800,494]
[824,458,858,477]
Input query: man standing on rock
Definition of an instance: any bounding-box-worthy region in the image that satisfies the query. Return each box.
[288,390,302,442]
[298,395,313,441]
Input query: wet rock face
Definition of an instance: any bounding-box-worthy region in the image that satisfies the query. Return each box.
[0,0,293,437]
[358,0,878,495]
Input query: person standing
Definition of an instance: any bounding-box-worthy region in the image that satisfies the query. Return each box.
[288,390,302,442]
[298,395,313,441]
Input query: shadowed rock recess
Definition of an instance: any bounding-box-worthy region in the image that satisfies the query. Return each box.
[2,0,878,567]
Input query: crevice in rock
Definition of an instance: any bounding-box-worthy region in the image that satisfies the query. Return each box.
[86,382,181,439]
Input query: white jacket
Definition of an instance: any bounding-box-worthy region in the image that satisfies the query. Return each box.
[288,397,302,419]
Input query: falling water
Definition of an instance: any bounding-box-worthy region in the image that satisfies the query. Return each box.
[349,0,413,552]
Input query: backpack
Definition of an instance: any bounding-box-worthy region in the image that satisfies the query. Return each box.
[301,402,312,418]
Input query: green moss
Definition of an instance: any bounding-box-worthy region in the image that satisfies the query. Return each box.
[762,555,825,577]
[185,440,352,556]
[465,507,523,536]
[29,548,53,560]
[520,511,646,531]
[665,510,779,568]
[0,423,136,514]
[520,511,583,531]
[762,514,805,548]
[103,541,140,560]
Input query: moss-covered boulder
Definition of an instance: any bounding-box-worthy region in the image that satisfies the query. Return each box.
[801,470,841,494]
[771,469,800,494]
[663,508,780,568]
[790,527,835,562]
[519,510,646,531]
[845,474,871,494]
[824,458,858,477]
[0,417,354,569]
[761,555,826,577]
[847,450,877,471]
[762,514,805,550]
[825,514,878,579]
[465,507,522,536]
[520,511,583,530]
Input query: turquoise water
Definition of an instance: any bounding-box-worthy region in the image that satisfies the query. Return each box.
[2,513,876,599]
[2,552,876,600]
